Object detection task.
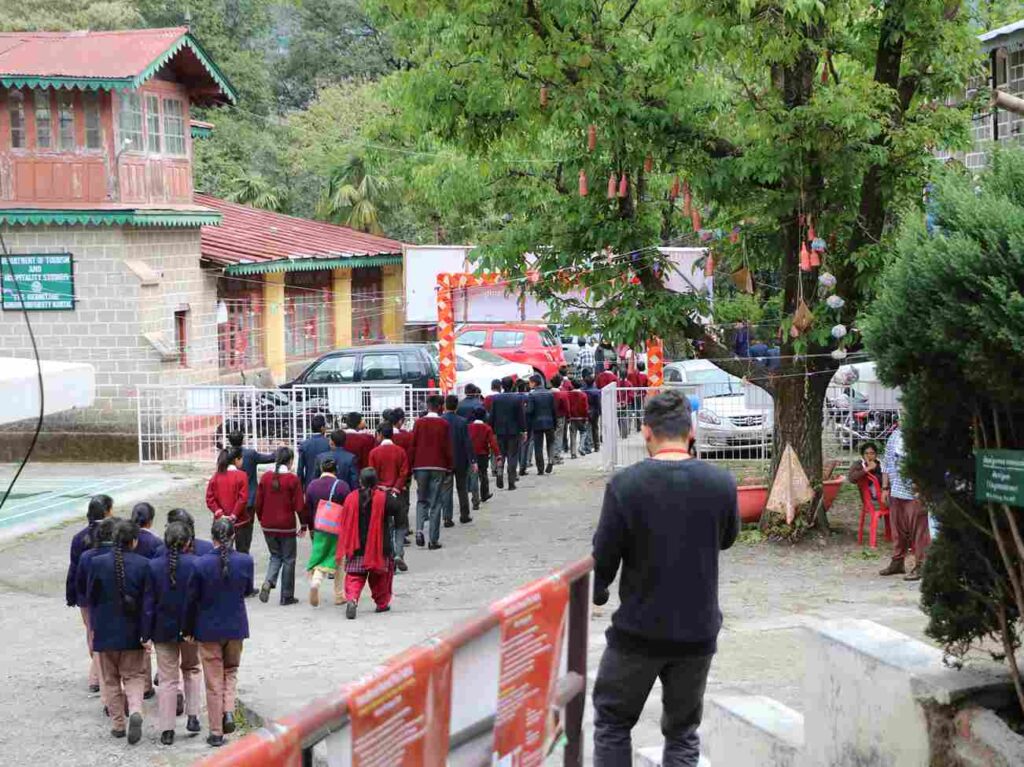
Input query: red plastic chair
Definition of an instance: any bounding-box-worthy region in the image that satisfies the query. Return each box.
[857,474,892,548]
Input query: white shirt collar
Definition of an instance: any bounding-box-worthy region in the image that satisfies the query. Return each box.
[474,419,485,424]
[275,466,291,474]
[381,439,394,446]
[227,465,239,472]
[426,412,441,418]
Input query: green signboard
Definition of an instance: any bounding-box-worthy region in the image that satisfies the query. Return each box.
[1,253,74,311]
[976,449,1024,508]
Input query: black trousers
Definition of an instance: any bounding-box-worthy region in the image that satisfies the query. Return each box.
[589,413,602,449]
[497,435,519,488]
[473,454,491,501]
[533,428,555,472]
[593,644,713,767]
[235,520,254,555]
[442,465,471,522]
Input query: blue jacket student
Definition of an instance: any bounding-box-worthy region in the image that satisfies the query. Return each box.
[87,550,151,652]
[75,541,114,607]
[143,552,199,643]
[186,550,253,642]
[65,525,95,606]
[297,433,331,488]
[135,528,163,559]
[489,391,528,437]
[443,411,475,471]
[526,387,557,432]
[314,446,359,490]
[584,384,602,416]
[240,447,275,507]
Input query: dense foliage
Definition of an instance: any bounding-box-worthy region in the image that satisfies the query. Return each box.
[864,151,1024,713]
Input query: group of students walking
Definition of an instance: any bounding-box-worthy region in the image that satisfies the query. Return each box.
[65,497,251,748]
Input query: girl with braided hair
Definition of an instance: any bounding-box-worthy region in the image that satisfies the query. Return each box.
[66,494,113,693]
[143,522,202,745]
[86,519,149,744]
[131,502,162,559]
[186,517,253,748]
[156,508,214,557]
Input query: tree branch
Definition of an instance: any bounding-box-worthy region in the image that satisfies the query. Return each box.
[619,0,640,26]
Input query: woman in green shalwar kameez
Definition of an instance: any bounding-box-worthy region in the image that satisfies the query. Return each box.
[303,458,351,607]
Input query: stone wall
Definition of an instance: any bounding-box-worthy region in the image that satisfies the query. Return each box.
[0,224,219,458]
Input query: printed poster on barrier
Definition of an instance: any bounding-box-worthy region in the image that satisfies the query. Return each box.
[491,573,569,767]
[344,641,452,767]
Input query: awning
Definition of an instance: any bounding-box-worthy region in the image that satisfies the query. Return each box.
[219,255,402,276]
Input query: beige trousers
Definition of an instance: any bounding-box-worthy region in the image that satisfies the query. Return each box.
[199,639,244,736]
[98,649,146,732]
[309,567,345,605]
[79,607,100,688]
[154,641,202,732]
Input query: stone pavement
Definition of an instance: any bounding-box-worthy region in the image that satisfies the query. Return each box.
[0,451,933,765]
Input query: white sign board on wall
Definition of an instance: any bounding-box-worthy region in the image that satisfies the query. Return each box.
[404,245,474,324]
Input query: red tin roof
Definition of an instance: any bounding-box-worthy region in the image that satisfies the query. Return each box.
[198,194,405,272]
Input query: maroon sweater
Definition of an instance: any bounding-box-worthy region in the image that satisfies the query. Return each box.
[206,469,250,527]
[369,442,411,493]
[255,470,306,536]
[468,421,500,458]
[344,431,376,470]
[552,389,570,419]
[568,389,590,420]
[410,415,453,471]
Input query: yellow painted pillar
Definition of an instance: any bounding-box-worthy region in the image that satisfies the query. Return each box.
[333,268,353,348]
[263,271,287,383]
[381,264,405,342]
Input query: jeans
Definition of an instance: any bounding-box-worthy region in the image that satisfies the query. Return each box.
[552,417,566,463]
[589,413,602,450]
[471,454,490,503]
[263,534,297,601]
[593,644,713,767]
[533,428,555,471]
[442,465,471,522]
[569,420,589,457]
[519,430,533,470]
[414,469,445,544]
[392,489,410,560]
[497,435,520,488]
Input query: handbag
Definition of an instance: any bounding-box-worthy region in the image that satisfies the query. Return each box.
[314,480,345,535]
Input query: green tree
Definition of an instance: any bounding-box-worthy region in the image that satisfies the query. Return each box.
[864,151,1024,715]
[0,0,142,30]
[317,154,392,234]
[368,0,976,521]
[225,172,281,210]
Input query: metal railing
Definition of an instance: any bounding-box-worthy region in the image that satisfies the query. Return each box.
[198,557,593,767]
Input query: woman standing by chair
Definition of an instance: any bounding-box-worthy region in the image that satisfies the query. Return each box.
[255,447,306,606]
[304,457,351,608]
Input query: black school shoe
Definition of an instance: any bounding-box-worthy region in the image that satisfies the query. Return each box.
[428,542,443,550]
[127,712,143,745]
[207,734,225,747]
[89,684,100,693]
[187,715,201,733]
[161,730,175,746]
[460,516,473,524]
[375,605,391,613]
[443,520,455,528]
[496,475,504,489]
[258,583,271,603]
[223,712,236,734]
[395,558,408,572]
[416,532,425,547]
[346,601,358,620]
[143,688,156,700]
[280,597,300,606]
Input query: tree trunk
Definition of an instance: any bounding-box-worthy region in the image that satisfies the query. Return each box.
[770,369,832,529]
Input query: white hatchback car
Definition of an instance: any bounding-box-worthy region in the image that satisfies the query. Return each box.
[663,359,773,453]
[431,344,534,392]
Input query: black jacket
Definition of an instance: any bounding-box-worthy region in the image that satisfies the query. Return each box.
[489,391,527,437]
[526,388,557,432]
[456,396,485,421]
[297,434,331,488]
[593,458,739,655]
[241,447,276,507]
[443,412,475,470]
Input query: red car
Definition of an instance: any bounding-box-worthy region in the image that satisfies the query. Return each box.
[455,323,565,381]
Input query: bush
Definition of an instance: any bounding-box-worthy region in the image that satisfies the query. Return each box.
[863,150,1024,715]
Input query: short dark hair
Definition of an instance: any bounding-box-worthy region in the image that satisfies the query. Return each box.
[345,411,363,430]
[637,361,646,372]
[464,383,480,396]
[330,429,346,448]
[501,376,514,392]
[227,430,244,448]
[320,457,337,474]
[311,415,327,433]
[379,422,394,440]
[529,373,543,387]
[642,390,693,439]
[445,394,459,411]
[427,394,445,411]
[390,407,406,424]
[473,406,487,421]
[859,441,879,457]
[491,379,502,392]
[550,374,562,388]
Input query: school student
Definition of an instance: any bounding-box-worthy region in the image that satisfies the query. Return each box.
[343,411,377,471]
[156,509,215,558]
[205,448,250,546]
[337,468,401,620]
[568,380,591,458]
[297,415,331,490]
[368,422,411,571]
[468,407,499,507]
[132,503,162,559]
[304,458,351,607]
[73,517,117,709]
[409,394,453,550]
[314,429,359,490]
[227,431,276,555]
[87,519,150,744]
[255,447,306,606]
[143,522,202,745]
[66,494,114,693]
[186,518,253,748]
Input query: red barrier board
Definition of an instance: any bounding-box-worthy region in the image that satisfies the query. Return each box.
[490,574,569,767]
[346,640,452,767]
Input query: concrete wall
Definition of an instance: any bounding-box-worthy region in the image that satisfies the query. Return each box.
[0,224,218,457]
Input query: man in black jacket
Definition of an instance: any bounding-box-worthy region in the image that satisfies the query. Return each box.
[488,376,527,490]
[526,374,557,475]
[296,415,331,490]
[591,389,739,767]
[456,383,485,420]
[442,394,476,525]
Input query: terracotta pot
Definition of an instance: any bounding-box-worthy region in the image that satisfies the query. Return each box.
[737,484,769,523]
[822,477,844,510]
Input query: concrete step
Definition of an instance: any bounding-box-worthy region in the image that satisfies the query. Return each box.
[635,746,711,766]
[701,694,803,767]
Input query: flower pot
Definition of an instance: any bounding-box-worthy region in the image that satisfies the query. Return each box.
[737,484,769,523]
[822,477,844,510]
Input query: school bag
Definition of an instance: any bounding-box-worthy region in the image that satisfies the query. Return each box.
[314,480,345,535]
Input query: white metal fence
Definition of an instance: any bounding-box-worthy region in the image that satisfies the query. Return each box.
[137,384,443,463]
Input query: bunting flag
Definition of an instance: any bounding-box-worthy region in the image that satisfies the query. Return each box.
[646,338,664,387]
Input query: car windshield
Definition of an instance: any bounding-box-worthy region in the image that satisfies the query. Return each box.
[687,367,742,395]
[469,348,508,365]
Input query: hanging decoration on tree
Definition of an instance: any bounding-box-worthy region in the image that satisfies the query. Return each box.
[831,324,848,339]
[821,51,830,84]
[578,169,589,197]
[669,175,680,201]
[826,294,845,311]
[731,267,753,294]
[607,172,617,199]
[729,226,741,244]
[799,242,813,271]
[691,207,702,232]
[703,252,716,278]
[644,154,653,173]
[682,181,692,216]
[540,85,549,108]
[767,444,814,525]
[818,272,836,289]
[587,124,597,152]
[618,172,628,198]
[791,299,814,337]
[831,348,848,360]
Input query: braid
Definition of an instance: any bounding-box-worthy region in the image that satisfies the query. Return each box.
[220,545,230,579]
[114,539,135,615]
[211,517,235,580]
[168,545,180,588]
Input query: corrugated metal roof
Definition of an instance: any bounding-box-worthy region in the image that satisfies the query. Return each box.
[198,194,405,270]
[0,28,235,102]
[980,19,1024,51]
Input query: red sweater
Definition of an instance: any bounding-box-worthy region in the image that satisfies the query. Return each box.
[560,378,573,392]
[568,389,590,420]
[552,389,570,418]
[344,431,376,470]
[627,371,649,388]
[410,415,453,471]
[596,371,617,389]
[255,470,306,536]
[369,441,411,493]
[468,421,499,457]
[205,469,250,527]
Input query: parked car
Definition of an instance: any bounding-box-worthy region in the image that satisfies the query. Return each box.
[430,343,533,392]
[663,359,772,453]
[455,323,565,380]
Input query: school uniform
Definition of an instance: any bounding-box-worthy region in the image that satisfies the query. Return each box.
[468,420,499,504]
[585,383,603,451]
[186,549,253,738]
[369,440,411,560]
[239,447,276,553]
[488,392,527,489]
[552,388,570,464]
[87,549,151,733]
[296,432,331,489]
[66,523,100,688]
[255,469,306,603]
[567,389,591,458]
[344,430,377,473]
[456,395,484,420]
[305,475,351,604]
[155,537,214,558]
[596,370,617,389]
[337,489,401,610]
[442,411,475,524]
[205,468,250,548]
[143,552,201,733]
[527,387,558,474]
[410,414,453,546]
[135,528,162,559]
[314,445,359,491]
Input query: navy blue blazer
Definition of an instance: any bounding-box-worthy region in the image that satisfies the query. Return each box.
[155,537,214,559]
[314,447,359,490]
[87,550,150,652]
[443,412,475,470]
[143,552,199,644]
[186,550,253,642]
[241,447,276,507]
[584,385,602,416]
[75,542,114,606]
[65,524,94,606]
[456,396,485,421]
[135,529,162,560]
[489,392,527,437]
[297,434,331,488]
[526,388,557,432]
